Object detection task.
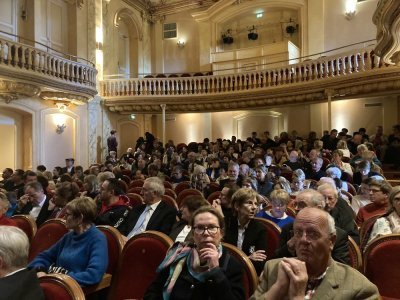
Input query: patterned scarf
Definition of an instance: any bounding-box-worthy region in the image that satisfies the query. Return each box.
[157,242,222,300]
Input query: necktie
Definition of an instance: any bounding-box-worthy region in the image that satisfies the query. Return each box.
[127,206,152,239]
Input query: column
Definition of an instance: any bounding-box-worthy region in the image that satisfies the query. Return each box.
[160,104,166,146]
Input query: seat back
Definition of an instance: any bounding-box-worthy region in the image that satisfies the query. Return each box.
[39,273,85,300]
[207,191,221,205]
[126,193,143,208]
[174,181,191,195]
[29,218,68,262]
[161,195,179,210]
[176,188,203,207]
[222,242,258,300]
[127,187,142,195]
[129,179,144,188]
[97,225,125,274]
[359,214,382,251]
[163,181,173,189]
[11,214,37,242]
[164,188,177,199]
[108,231,173,300]
[363,234,400,299]
[348,236,362,271]
[285,206,297,218]
[254,217,282,260]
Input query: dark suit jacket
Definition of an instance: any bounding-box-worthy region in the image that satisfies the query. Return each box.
[13,196,51,227]
[119,200,177,236]
[169,220,193,242]
[144,248,244,300]
[331,198,360,244]
[275,222,350,265]
[224,218,267,275]
[61,166,75,176]
[0,268,45,300]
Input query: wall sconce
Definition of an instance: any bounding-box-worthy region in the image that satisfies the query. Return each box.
[56,124,66,134]
[177,40,185,48]
[345,0,357,20]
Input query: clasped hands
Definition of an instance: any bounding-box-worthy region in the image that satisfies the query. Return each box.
[276,257,308,299]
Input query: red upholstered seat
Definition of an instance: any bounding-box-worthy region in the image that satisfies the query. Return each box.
[107,231,173,300]
[40,273,85,300]
[208,182,221,193]
[11,214,37,242]
[176,188,203,207]
[127,186,142,195]
[207,191,221,205]
[164,188,177,199]
[285,206,297,218]
[348,236,362,271]
[163,181,173,189]
[161,195,179,210]
[129,179,144,189]
[222,242,257,300]
[254,217,282,260]
[126,193,144,208]
[364,234,400,299]
[347,182,357,195]
[97,225,125,275]
[121,175,131,185]
[174,181,191,195]
[29,218,68,262]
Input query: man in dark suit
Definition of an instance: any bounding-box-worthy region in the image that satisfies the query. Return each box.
[0,226,44,300]
[120,177,177,238]
[275,189,349,264]
[61,158,75,176]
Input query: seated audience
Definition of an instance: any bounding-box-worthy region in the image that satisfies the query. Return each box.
[224,188,267,275]
[219,162,243,187]
[329,149,353,177]
[325,166,348,192]
[356,179,392,227]
[144,206,245,300]
[251,207,379,300]
[206,158,222,182]
[336,139,351,158]
[282,150,302,171]
[120,177,177,238]
[318,183,360,243]
[82,174,100,199]
[291,169,308,194]
[273,176,292,194]
[275,189,349,264]
[255,165,273,197]
[0,226,45,300]
[95,178,130,231]
[256,189,294,228]
[0,192,17,226]
[353,160,383,186]
[29,197,108,287]
[169,195,210,242]
[366,186,400,246]
[351,179,371,214]
[13,182,50,226]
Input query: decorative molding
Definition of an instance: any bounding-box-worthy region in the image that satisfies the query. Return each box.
[373,0,400,65]
[40,91,89,105]
[64,0,84,8]
[0,79,40,103]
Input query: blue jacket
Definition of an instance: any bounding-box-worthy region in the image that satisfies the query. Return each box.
[29,225,108,287]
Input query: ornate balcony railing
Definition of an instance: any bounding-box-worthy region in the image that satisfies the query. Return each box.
[0,34,97,100]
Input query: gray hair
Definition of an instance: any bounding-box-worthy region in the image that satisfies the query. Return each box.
[145,177,165,197]
[297,189,326,208]
[97,171,115,184]
[292,169,306,181]
[0,226,29,270]
[24,181,43,193]
[326,212,336,235]
[0,192,10,210]
[318,183,338,199]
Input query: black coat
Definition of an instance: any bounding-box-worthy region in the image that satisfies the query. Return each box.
[275,222,350,264]
[331,198,360,244]
[144,248,245,300]
[119,201,177,236]
[224,218,267,275]
[0,268,44,300]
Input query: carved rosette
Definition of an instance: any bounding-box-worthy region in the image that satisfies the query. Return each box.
[0,80,40,103]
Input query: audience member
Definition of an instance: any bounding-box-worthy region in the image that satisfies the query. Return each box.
[0,193,17,226]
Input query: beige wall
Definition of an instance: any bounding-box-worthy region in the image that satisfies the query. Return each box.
[0,123,16,174]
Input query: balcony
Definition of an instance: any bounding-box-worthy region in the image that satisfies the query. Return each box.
[0,33,97,104]
[101,45,400,114]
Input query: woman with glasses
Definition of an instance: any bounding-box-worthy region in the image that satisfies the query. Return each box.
[256,189,294,228]
[28,197,108,287]
[144,206,244,300]
[224,188,267,275]
[366,186,400,247]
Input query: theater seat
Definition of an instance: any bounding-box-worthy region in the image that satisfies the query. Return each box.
[11,214,37,242]
[254,217,282,260]
[39,273,85,300]
[176,188,203,207]
[222,242,258,300]
[29,218,68,262]
[174,181,191,195]
[107,230,173,300]
[364,234,400,299]
[347,236,362,271]
[207,191,221,205]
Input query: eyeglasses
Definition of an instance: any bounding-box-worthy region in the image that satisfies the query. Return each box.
[292,229,321,241]
[193,225,220,235]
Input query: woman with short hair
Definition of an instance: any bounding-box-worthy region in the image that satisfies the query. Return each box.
[28,197,108,287]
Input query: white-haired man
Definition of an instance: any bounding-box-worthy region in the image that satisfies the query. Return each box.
[251,207,379,300]
[0,226,44,299]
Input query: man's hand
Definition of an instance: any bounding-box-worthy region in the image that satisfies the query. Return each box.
[212,199,224,217]
[249,250,267,262]
[199,242,220,269]
[281,258,308,299]
[17,194,29,209]
[48,198,56,211]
